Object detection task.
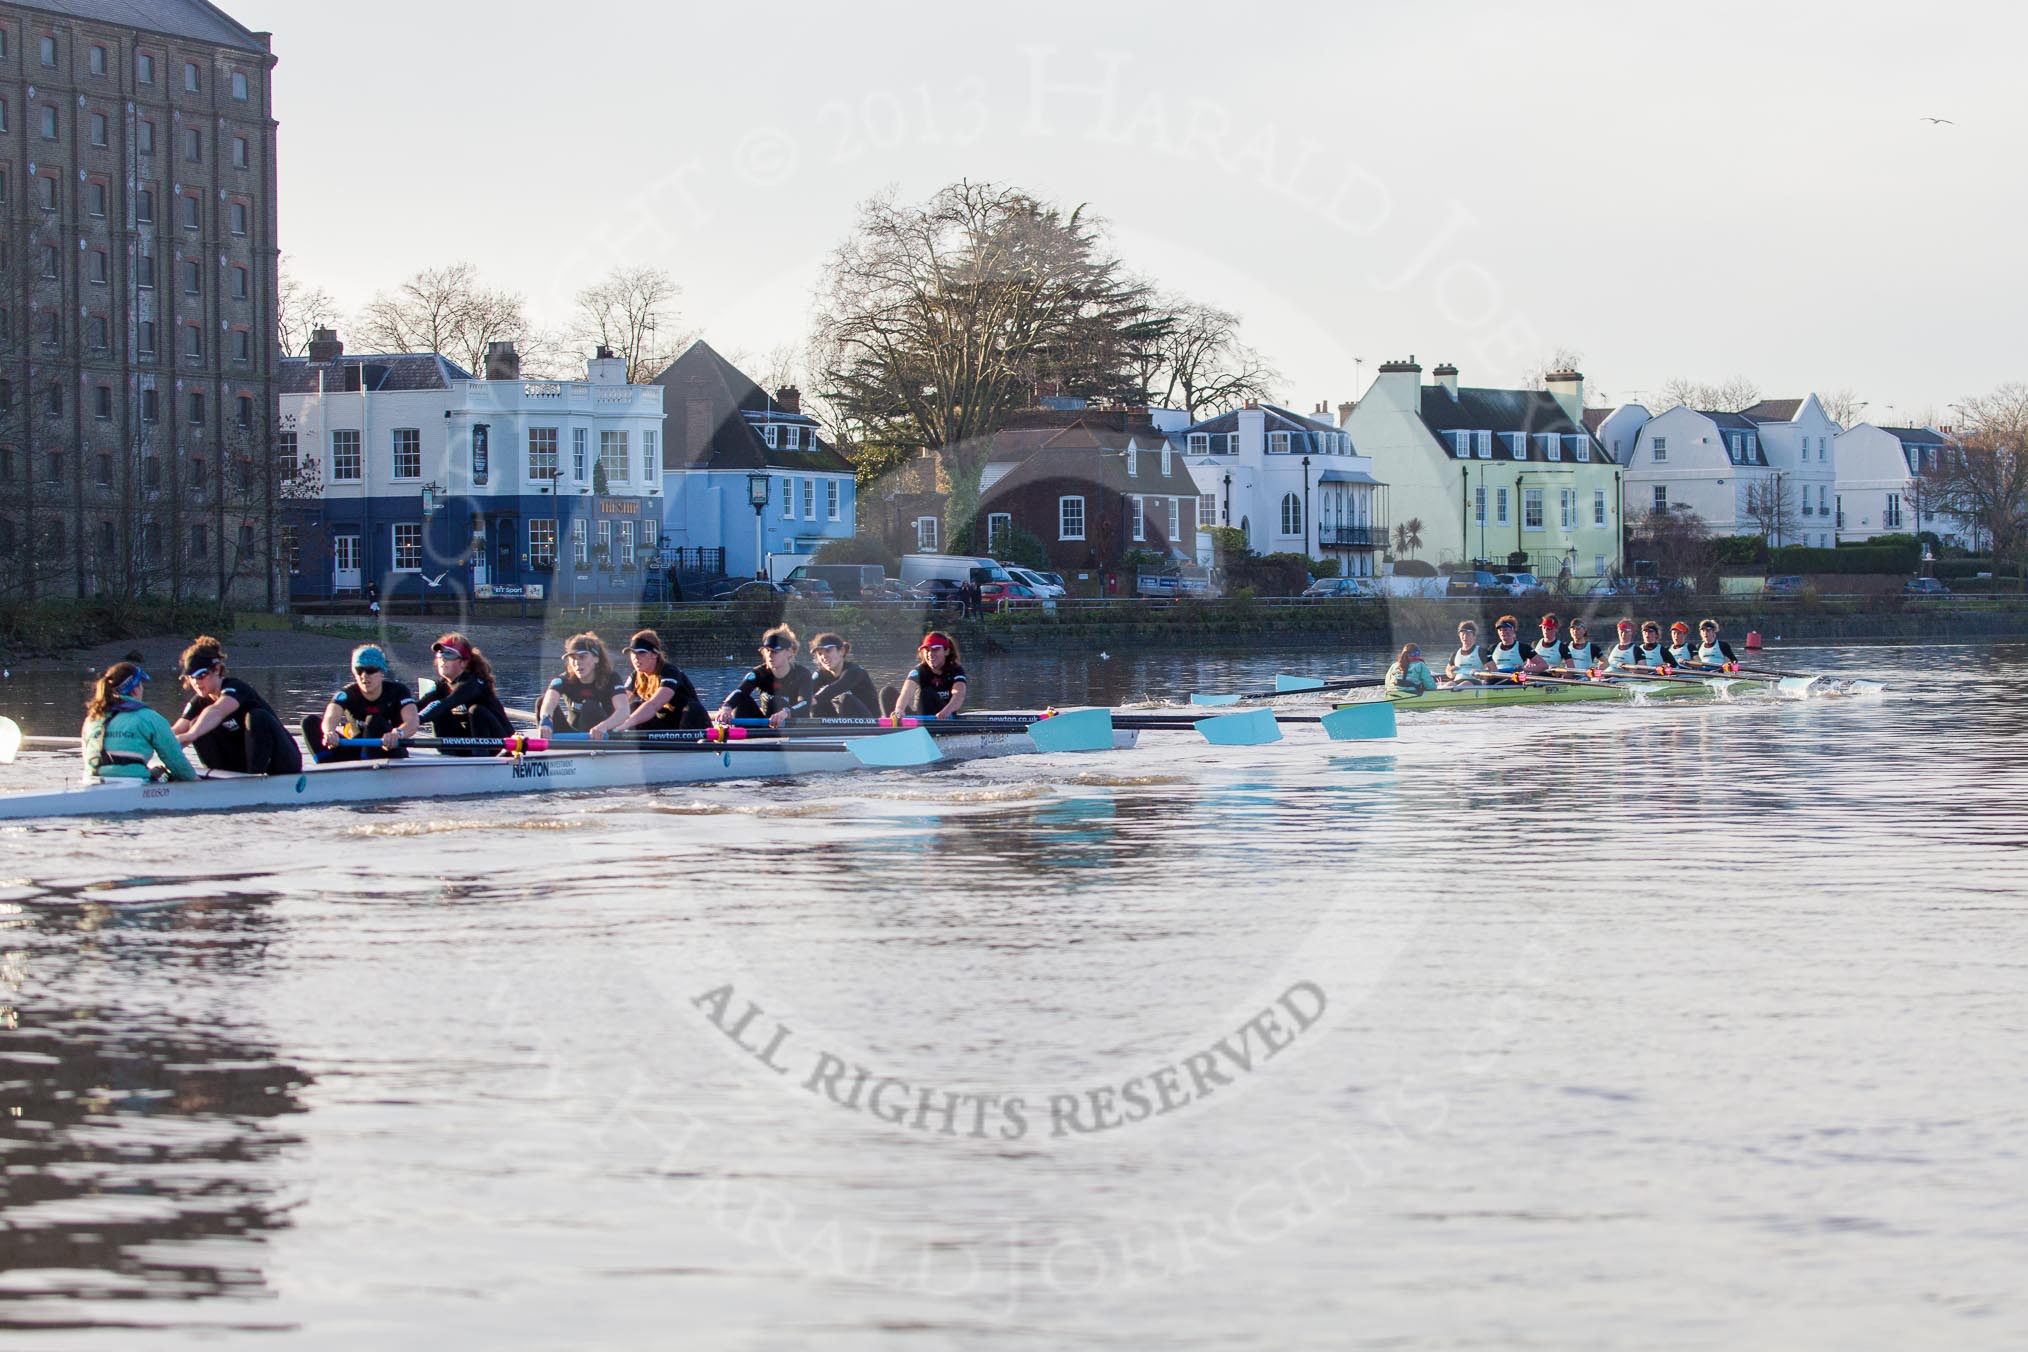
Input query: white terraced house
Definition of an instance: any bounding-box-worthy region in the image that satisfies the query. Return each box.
[1614,394,1841,546]
[1833,423,1971,547]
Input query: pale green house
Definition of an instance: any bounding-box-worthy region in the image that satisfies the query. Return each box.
[1343,360,1624,581]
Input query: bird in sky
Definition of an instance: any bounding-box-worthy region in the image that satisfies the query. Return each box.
[1920,116,1955,125]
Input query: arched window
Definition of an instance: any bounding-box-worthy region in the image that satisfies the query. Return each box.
[1281,493,1302,536]
[1238,516,1251,548]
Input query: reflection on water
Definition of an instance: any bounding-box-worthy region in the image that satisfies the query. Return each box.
[0,643,2024,1346]
[0,878,308,1325]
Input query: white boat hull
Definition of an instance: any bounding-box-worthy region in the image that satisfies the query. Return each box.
[0,730,1139,822]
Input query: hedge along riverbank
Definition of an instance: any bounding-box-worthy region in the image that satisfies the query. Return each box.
[0,598,235,661]
[540,594,2028,664]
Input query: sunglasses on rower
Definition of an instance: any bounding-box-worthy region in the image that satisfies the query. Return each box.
[353,665,385,677]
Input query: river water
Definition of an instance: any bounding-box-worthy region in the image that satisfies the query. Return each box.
[1,641,2025,1348]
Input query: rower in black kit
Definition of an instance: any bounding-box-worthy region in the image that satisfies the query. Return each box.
[715,624,813,727]
[171,635,303,774]
[303,643,419,762]
[419,632,514,755]
[806,632,880,718]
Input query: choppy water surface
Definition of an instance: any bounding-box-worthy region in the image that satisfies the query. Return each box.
[1,641,2025,1349]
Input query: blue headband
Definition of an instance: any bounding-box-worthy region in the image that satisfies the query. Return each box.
[117,667,151,696]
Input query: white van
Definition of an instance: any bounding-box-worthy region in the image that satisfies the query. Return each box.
[898,554,1011,587]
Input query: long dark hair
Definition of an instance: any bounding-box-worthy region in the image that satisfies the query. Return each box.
[87,662,142,723]
[562,630,616,690]
[627,629,669,701]
[1393,644,1422,673]
[433,631,494,682]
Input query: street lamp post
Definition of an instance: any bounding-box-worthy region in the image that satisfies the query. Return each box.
[1222,472,1231,529]
[1301,454,1312,559]
[747,472,771,581]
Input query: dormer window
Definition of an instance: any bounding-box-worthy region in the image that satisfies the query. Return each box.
[1187,432,1209,453]
[1126,446,1138,477]
[1571,435,1590,462]
[1476,431,1492,459]
[1160,446,1172,476]
[1225,433,1241,454]
[1747,435,1760,460]
[1269,432,1290,454]
[1727,433,1744,463]
[1543,435,1561,462]
[784,425,801,450]
[1502,432,1523,460]
[761,423,778,449]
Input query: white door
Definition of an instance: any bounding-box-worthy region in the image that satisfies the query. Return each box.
[334,534,361,590]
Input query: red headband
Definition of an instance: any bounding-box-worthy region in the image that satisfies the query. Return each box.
[921,632,953,652]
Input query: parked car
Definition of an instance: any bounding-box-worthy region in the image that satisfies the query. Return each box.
[905,579,967,611]
[1006,566,1067,599]
[981,580,1055,613]
[1030,570,1068,592]
[1904,577,1951,596]
[862,577,915,601]
[1445,570,1501,597]
[783,576,834,602]
[1764,575,1805,596]
[1492,572,1548,597]
[713,580,790,603]
[1302,577,1380,598]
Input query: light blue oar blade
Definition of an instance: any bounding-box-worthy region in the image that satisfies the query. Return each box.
[846,727,942,768]
[0,716,20,765]
[1194,708,1282,746]
[1320,702,1396,741]
[1189,692,1244,707]
[1274,674,1326,693]
[1024,708,1114,754]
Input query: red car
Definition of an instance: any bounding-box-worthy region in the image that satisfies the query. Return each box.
[979,581,1049,612]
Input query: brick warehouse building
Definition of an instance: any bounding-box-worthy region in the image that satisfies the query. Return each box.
[0,1,279,605]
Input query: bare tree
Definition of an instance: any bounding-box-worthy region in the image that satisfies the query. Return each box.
[1135,294,1280,418]
[1522,346,1586,391]
[569,265,689,384]
[1818,387,1865,430]
[353,262,541,374]
[1921,384,2028,563]
[1655,375,1762,413]
[1741,476,1800,546]
[278,257,342,358]
[1631,504,1716,580]
[813,181,1146,538]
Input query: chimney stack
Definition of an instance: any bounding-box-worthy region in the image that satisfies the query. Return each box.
[587,347,627,385]
[1432,363,1460,398]
[307,327,343,363]
[1337,399,1356,426]
[776,386,802,414]
[485,342,521,381]
[1544,368,1585,426]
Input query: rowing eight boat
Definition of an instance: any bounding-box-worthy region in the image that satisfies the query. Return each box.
[0,725,1139,822]
[1359,680,1722,712]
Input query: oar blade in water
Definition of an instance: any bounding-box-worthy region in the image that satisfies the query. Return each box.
[1188,692,1245,707]
[1025,708,1114,754]
[1194,708,1282,746]
[846,727,942,768]
[1777,675,1821,699]
[1320,702,1397,741]
[0,716,20,765]
[1273,674,1326,693]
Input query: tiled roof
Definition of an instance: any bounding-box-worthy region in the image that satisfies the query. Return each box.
[1739,398,1803,423]
[1883,425,1948,445]
[1419,387,1587,438]
[1701,410,1759,432]
[981,441,1197,505]
[279,353,471,395]
[18,0,269,52]
[1582,408,1610,434]
[1180,402,1336,437]
[652,340,851,474]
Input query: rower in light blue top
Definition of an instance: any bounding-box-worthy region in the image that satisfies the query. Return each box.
[80,662,197,782]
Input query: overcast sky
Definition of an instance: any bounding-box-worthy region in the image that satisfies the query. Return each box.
[231,0,2021,426]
